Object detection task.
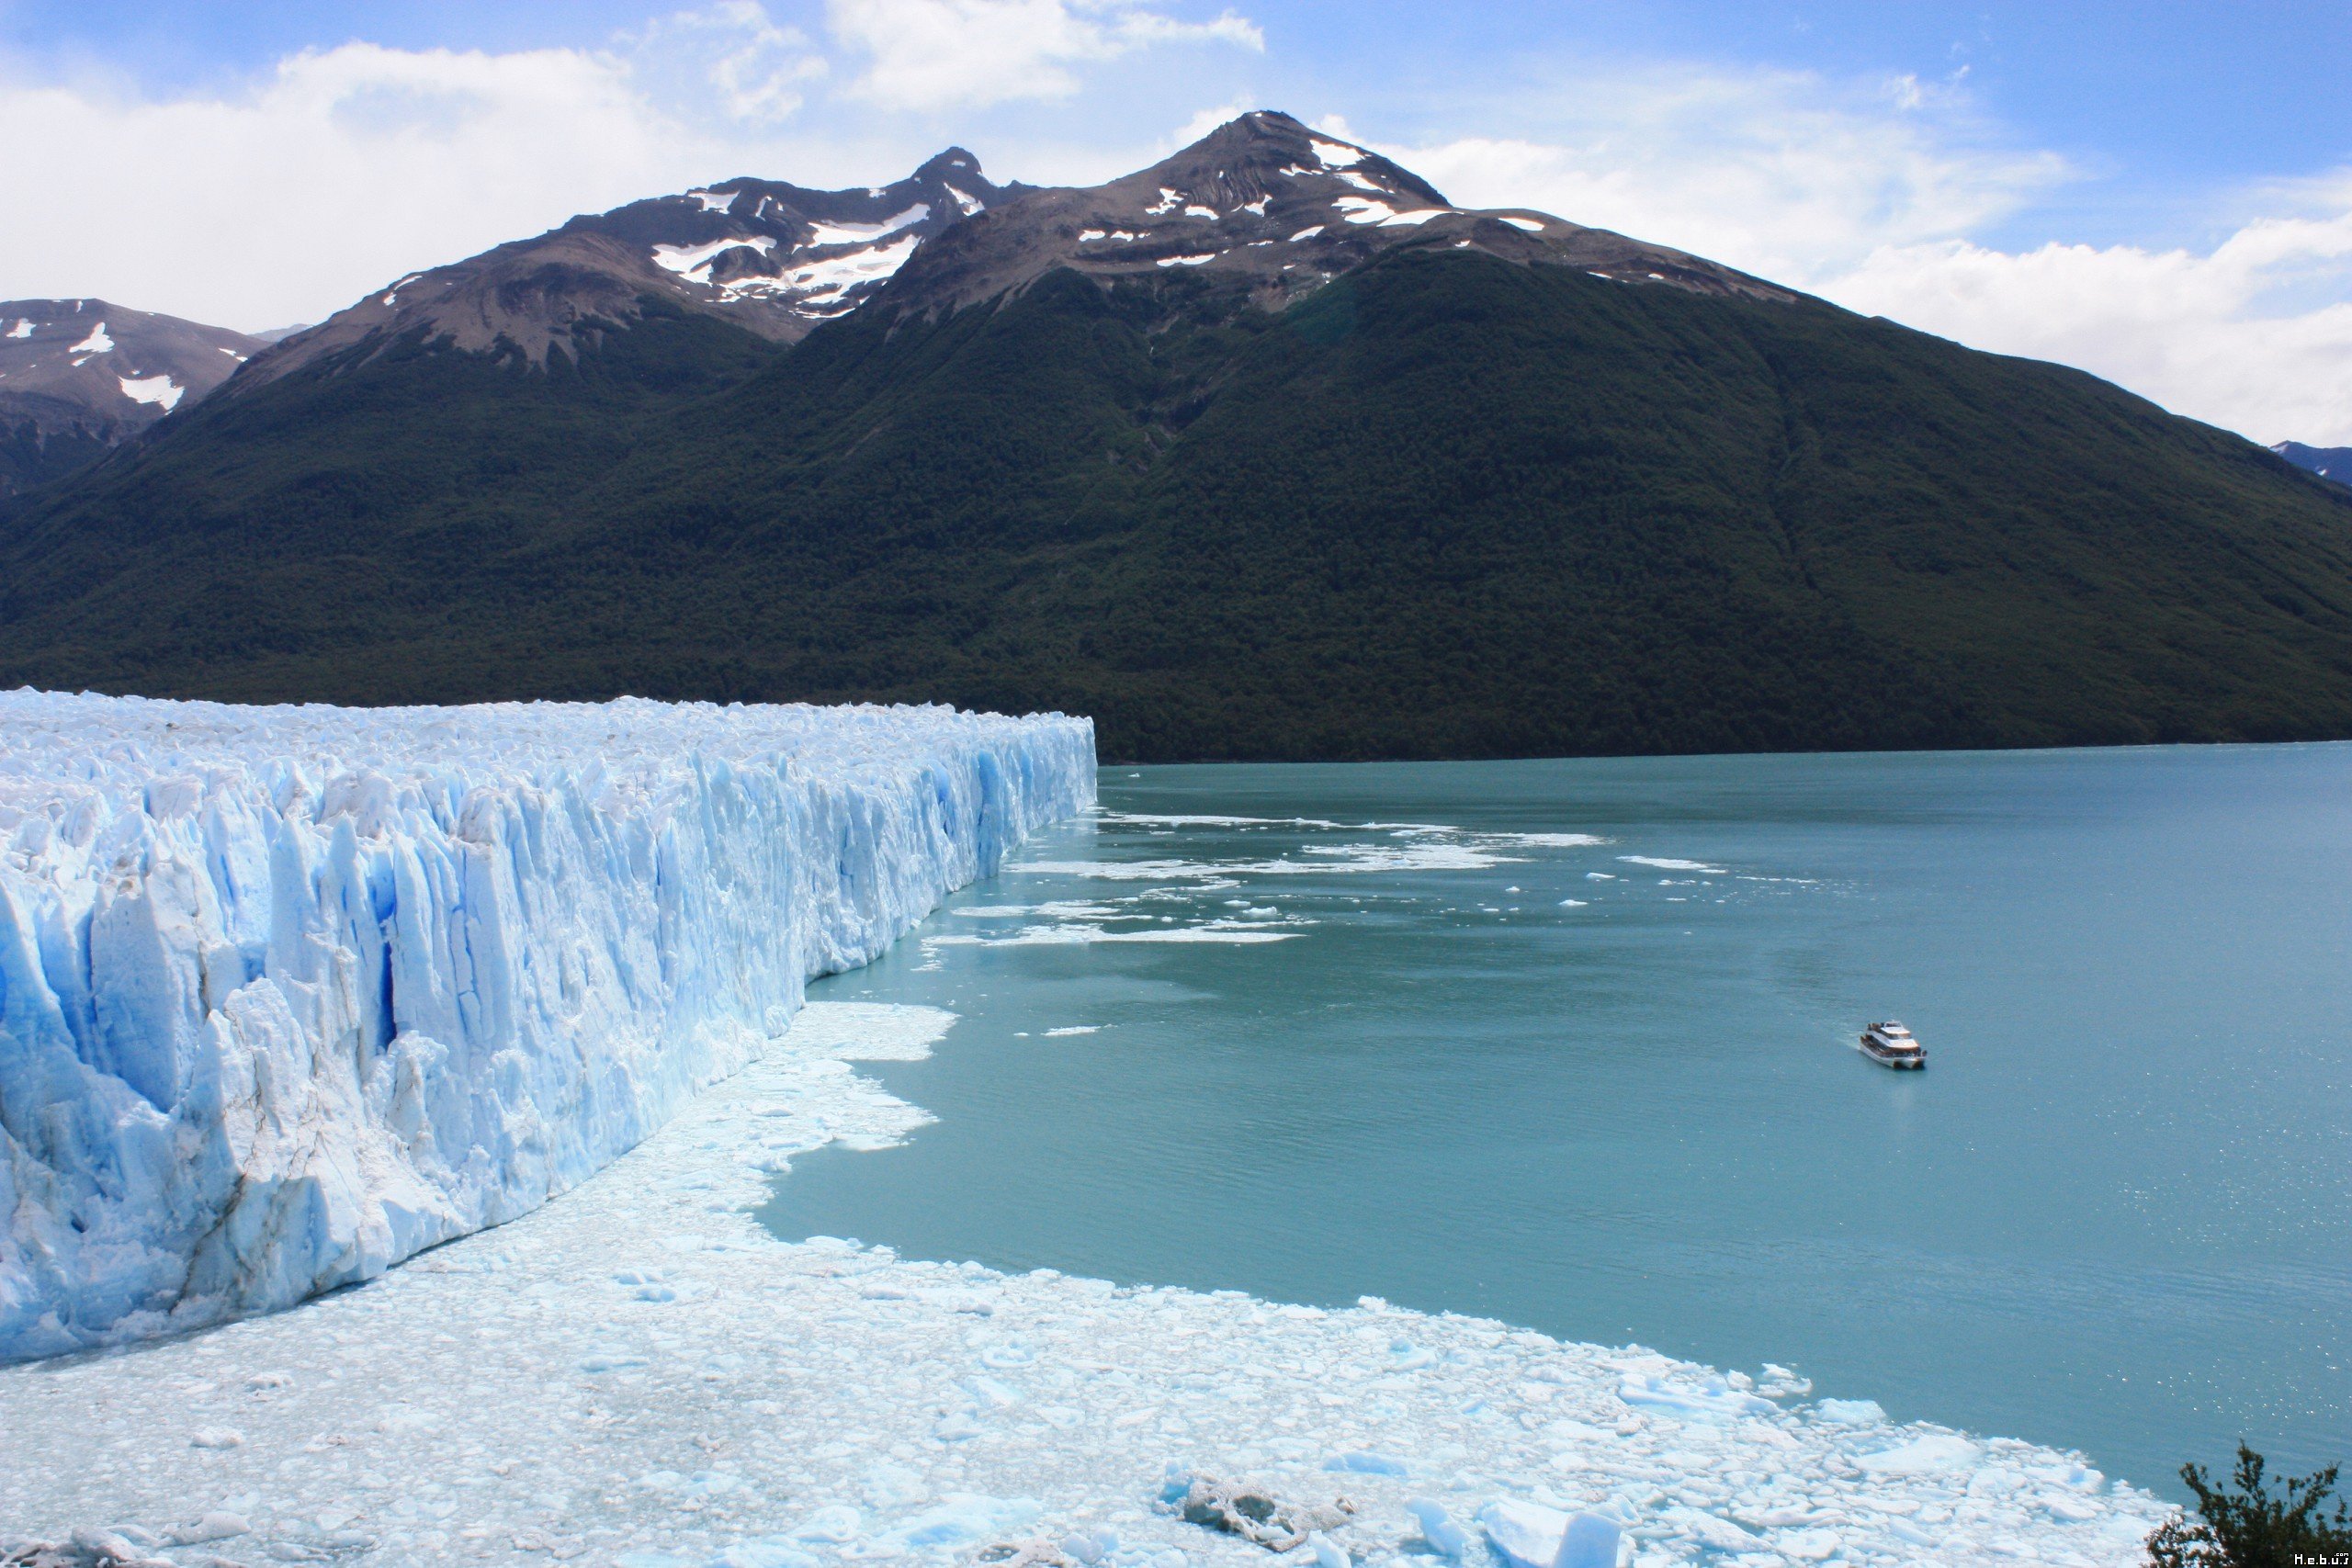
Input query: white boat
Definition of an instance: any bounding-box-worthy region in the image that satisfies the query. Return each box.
[1858,1021,1927,1069]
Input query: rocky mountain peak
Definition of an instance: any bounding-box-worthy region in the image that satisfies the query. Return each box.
[234,152,1028,390]
[869,110,1797,322]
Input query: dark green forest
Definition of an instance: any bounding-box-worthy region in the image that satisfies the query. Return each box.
[5,250,2349,761]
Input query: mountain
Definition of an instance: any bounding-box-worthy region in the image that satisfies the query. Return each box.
[2274,441,2351,487]
[237,149,1020,390]
[0,299,264,495]
[867,111,1793,321]
[4,111,2352,762]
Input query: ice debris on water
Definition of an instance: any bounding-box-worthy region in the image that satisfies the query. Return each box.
[1170,1474,1357,1551]
[0,993,2177,1564]
[0,691,1092,1359]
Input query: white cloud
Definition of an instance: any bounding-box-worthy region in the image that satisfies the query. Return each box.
[1825,203,2352,446]
[629,2,829,124]
[1358,65,2065,286]
[1357,69,2351,445]
[826,0,1261,111]
[0,40,728,328]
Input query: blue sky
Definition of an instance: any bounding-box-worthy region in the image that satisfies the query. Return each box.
[4,1,2347,440]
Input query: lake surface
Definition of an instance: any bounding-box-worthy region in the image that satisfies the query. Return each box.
[761,746,2352,1498]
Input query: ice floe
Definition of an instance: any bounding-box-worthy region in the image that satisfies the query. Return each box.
[0,996,2171,1563]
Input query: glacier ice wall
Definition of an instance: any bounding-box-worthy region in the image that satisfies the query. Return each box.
[0,691,1094,1359]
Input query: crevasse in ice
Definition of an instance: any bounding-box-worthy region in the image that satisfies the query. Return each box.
[0,690,1094,1359]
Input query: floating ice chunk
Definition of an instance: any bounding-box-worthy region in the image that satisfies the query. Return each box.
[1044,1025,1099,1036]
[1661,1506,1762,1551]
[1814,1398,1889,1426]
[188,1427,243,1449]
[1618,855,1727,874]
[70,321,112,355]
[715,1542,823,1568]
[1323,1451,1408,1476]
[792,1506,864,1543]
[883,1495,1042,1551]
[1060,1526,1119,1562]
[1857,1433,1981,1474]
[962,1374,1023,1408]
[165,1511,250,1545]
[1555,1514,1622,1568]
[1617,1373,1775,1420]
[1307,1530,1349,1568]
[1407,1500,1469,1557]
[1479,1500,1571,1568]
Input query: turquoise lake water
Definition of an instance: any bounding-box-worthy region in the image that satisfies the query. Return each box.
[761,746,2352,1498]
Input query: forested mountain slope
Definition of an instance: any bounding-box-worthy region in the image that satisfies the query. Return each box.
[5,115,2348,761]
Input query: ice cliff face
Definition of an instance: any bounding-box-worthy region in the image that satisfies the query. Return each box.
[0,691,1094,1360]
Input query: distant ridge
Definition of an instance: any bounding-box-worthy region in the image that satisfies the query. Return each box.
[2274,441,2351,488]
[5,111,2352,762]
[0,299,262,496]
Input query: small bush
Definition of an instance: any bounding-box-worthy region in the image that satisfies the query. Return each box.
[2146,1444,2352,1566]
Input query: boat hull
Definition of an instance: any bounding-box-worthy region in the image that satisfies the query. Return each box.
[1858,1037,1927,1069]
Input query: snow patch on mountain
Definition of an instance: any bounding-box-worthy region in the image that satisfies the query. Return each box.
[807,204,930,247]
[652,232,781,281]
[69,321,112,355]
[117,373,183,411]
[777,231,925,306]
[0,691,1093,1360]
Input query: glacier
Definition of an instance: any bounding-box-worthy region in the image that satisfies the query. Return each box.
[0,689,1094,1360]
